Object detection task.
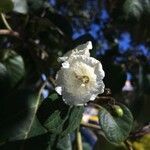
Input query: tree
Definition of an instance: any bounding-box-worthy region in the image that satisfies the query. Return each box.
[0,0,150,150]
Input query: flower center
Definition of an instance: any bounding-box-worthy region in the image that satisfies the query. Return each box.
[82,76,90,84]
[75,74,90,84]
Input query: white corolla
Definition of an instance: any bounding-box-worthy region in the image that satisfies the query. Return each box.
[55,41,105,105]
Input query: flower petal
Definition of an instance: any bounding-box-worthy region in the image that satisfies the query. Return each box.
[62,61,70,68]
[55,86,62,95]
[58,41,92,63]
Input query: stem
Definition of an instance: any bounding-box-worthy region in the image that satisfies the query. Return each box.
[124,140,133,150]
[48,76,56,87]
[88,102,101,109]
[38,81,48,96]
[76,128,83,150]
[81,122,101,130]
[0,29,19,37]
[1,13,12,30]
[97,96,116,104]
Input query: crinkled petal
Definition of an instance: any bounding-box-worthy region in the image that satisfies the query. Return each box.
[58,41,92,62]
[95,62,105,80]
[74,41,92,56]
[55,86,62,95]
[62,61,70,68]
[90,94,98,101]
[58,56,68,62]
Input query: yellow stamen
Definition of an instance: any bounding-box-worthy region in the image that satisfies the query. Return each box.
[82,76,89,84]
[75,74,90,84]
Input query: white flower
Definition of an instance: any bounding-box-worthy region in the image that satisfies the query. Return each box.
[55,41,105,106]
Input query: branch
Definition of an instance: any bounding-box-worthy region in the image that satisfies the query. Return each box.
[88,102,102,110]
[94,95,116,106]
[1,13,12,30]
[81,122,101,130]
[76,128,83,150]
[0,13,20,38]
[48,76,56,87]
[0,29,19,37]
[124,140,133,150]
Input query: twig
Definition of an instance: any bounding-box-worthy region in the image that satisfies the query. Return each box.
[124,140,133,150]
[88,102,101,109]
[95,96,116,105]
[76,128,83,150]
[38,81,48,96]
[48,76,56,87]
[81,122,101,130]
[1,13,12,30]
[0,29,19,37]
[0,13,20,38]
[129,124,150,140]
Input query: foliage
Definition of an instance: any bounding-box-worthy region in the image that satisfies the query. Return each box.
[0,0,13,13]
[0,0,150,149]
[132,134,150,150]
[98,104,133,144]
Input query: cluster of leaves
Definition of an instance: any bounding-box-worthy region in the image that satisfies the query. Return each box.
[0,35,84,150]
[105,0,150,42]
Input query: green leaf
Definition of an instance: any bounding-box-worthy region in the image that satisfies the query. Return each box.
[37,95,70,134]
[98,104,133,144]
[11,0,47,14]
[27,0,47,11]
[0,63,11,97]
[143,0,150,14]
[0,89,47,142]
[0,0,13,13]
[12,0,28,14]
[62,106,84,136]
[48,93,59,101]
[47,134,72,150]
[37,94,84,136]
[123,0,150,19]
[57,135,72,150]
[123,0,143,19]
[3,50,25,88]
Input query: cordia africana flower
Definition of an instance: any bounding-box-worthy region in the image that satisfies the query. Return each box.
[55,41,105,106]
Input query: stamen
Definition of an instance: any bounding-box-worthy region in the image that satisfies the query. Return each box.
[82,76,89,84]
[75,73,90,84]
